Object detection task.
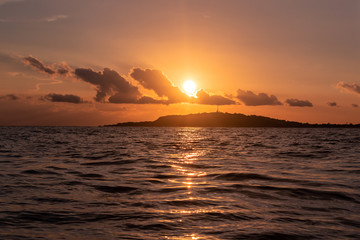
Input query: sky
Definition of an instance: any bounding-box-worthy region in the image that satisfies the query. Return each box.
[0,0,359,126]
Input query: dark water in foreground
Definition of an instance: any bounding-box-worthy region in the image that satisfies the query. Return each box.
[0,127,359,239]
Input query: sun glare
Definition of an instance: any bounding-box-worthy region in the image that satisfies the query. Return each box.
[183,80,197,97]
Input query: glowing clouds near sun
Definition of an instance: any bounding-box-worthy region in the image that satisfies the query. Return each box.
[20,55,328,108]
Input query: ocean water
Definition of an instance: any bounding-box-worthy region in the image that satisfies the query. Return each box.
[0,127,359,240]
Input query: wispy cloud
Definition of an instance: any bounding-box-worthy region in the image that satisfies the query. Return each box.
[23,56,72,76]
[45,15,68,22]
[337,82,360,96]
[0,0,24,6]
[0,14,68,23]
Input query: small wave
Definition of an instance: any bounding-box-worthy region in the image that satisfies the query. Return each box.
[92,185,137,193]
[78,173,104,179]
[177,163,217,169]
[61,181,83,186]
[153,187,188,193]
[278,151,317,158]
[226,232,316,240]
[250,143,277,149]
[145,164,173,169]
[335,217,360,228]
[46,166,67,170]
[1,210,156,225]
[212,172,273,181]
[0,154,22,158]
[131,202,156,208]
[211,172,336,188]
[81,160,135,166]
[21,169,61,175]
[30,197,76,203]
[192,212,259,221]
[231,184,358,202]
[152,174,186,179]
[125,222,176,231]
[165,199,216,207]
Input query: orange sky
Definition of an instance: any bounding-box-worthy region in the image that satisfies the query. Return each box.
[0,0,359,125]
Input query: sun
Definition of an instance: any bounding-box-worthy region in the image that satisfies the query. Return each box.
[183,79,197,97]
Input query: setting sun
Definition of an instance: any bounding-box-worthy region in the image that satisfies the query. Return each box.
[183,80,197,97]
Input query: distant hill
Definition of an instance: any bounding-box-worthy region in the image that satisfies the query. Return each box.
[105,112,360,128]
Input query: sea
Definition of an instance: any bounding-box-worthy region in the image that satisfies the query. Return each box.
[0,127,359,240]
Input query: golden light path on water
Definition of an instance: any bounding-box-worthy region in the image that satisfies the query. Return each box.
[163,128,220,240]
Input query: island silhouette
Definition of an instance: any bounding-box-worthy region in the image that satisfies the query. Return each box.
[105,112,360,128]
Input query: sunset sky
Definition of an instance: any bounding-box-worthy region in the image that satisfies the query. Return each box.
[0,0,359,126]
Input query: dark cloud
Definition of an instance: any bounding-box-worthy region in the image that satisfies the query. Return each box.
[56,63,72,76]
[352,103,359,108]
[286,99,313,107]
[236,89,282,106]
[130,68,189,104]
[23,56,55,74]
[337,82,360,96]
[75,68,141,103]
[44,93,85,104]
[23,56,71,76]
[0,94,19,100]
[327,102,337,107]
[195,89,235,105]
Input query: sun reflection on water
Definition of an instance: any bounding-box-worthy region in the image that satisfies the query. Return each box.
[164,233,202,239]
[163,129,217,238]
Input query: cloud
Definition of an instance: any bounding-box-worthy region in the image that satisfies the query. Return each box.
[45,15,68,22]
[130,68,189,104]
[236,89,282,106]
[43,93,85,104]
[352,104,359,108]
[0,12,68,23]
[75,68,141,103]
[195,89,235,105]
[21,56,281,107]
[23,56,55,74]
[286,99,313,107]
[0,94,19,100]
[327,102,337,107]
[137,96,168,104]
[23,56,71,76]
[0,0,24,7]
[337,82,360,96]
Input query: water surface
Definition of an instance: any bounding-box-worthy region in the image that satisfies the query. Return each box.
[0,127,359,239]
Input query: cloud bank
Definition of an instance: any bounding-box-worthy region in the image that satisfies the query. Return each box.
[24,55,335,109]
[286,99,313,107]
[21,56,238,106]
[236,90,282,106]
